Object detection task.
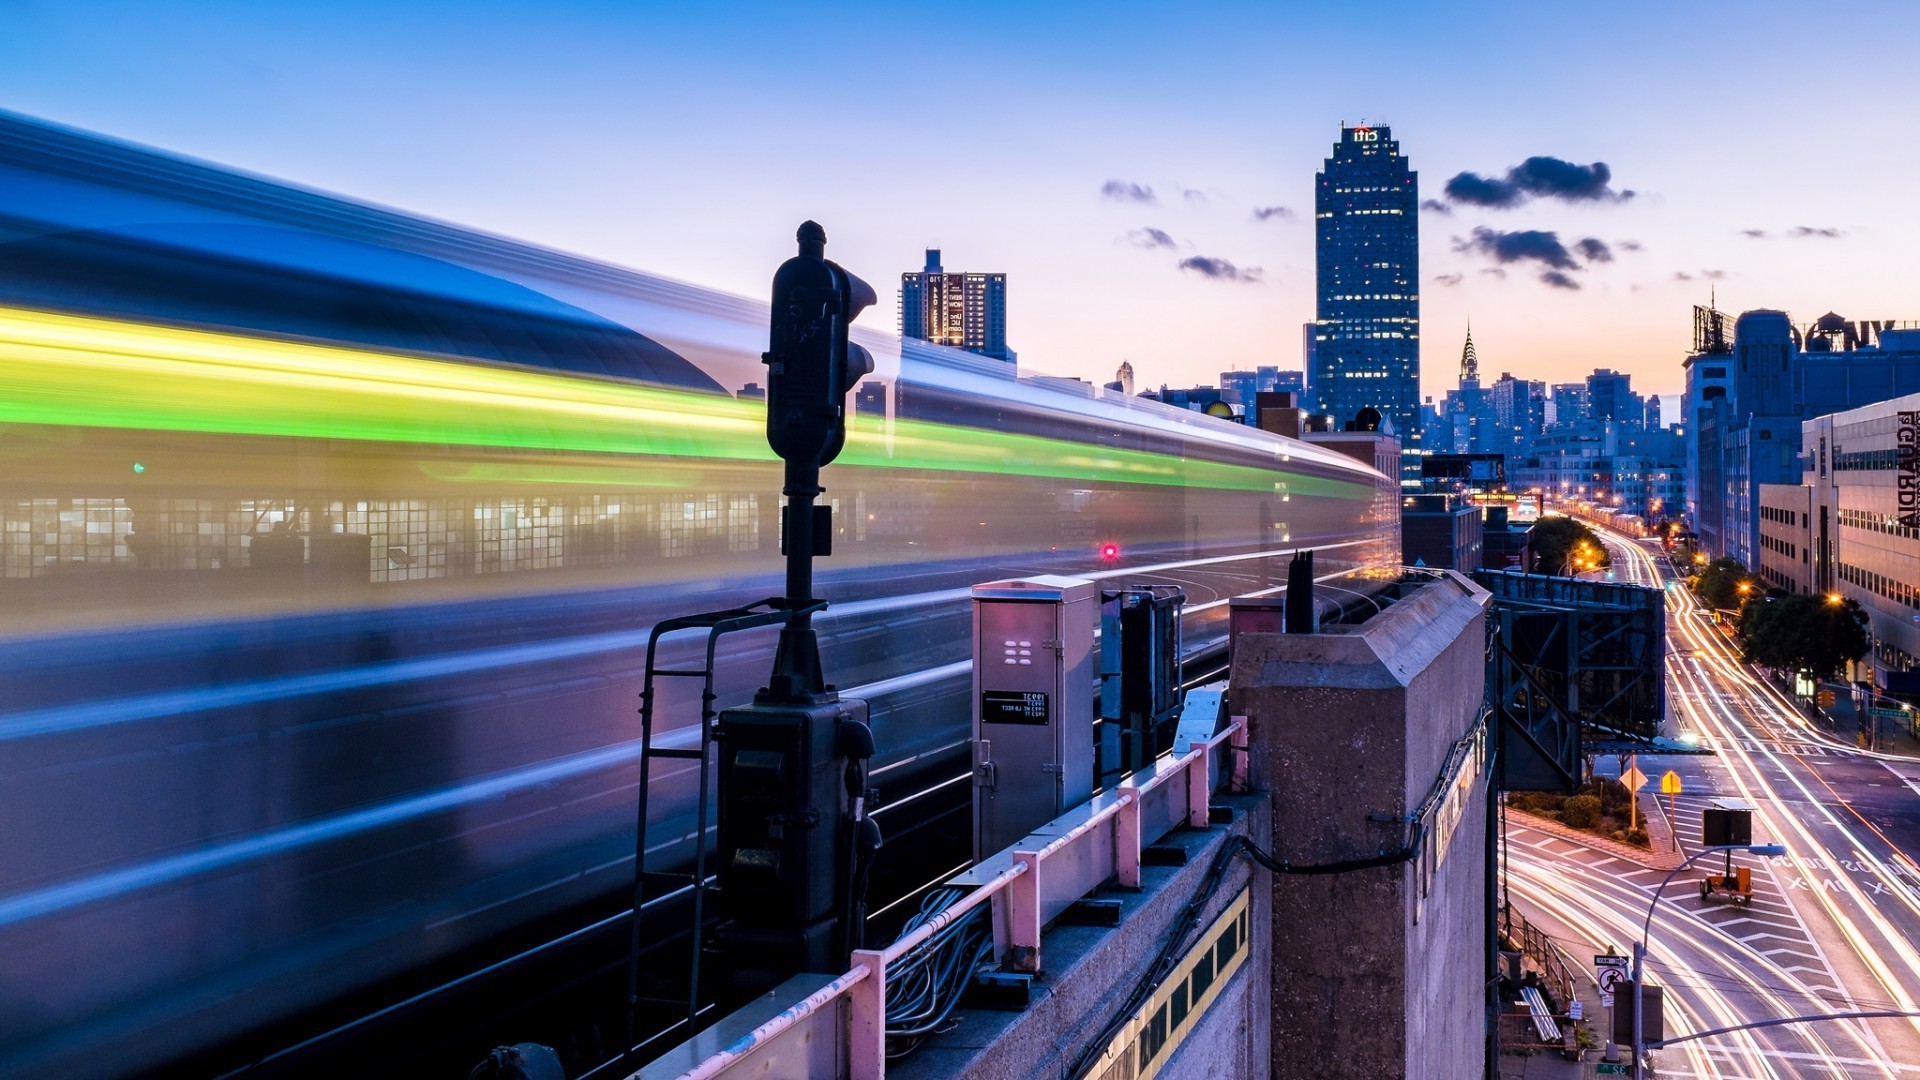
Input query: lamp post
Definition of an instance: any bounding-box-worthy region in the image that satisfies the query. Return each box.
[1632,842,1788,1078]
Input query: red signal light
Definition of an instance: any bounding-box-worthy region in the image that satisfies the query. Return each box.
[1101,544,1119,561]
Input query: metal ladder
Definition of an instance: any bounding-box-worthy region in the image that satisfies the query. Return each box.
[624,598,790,1051]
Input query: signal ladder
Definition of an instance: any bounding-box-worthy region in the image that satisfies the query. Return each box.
[623,598,804,1051]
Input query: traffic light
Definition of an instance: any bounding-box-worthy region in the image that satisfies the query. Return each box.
[764,221,875,469]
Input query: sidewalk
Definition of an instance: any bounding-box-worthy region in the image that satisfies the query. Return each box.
[1497,918,1621,1079]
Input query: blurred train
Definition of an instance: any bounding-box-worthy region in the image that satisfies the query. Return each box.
[0,112,1398,1078]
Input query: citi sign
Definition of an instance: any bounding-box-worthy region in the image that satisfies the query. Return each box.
[1352,128,1378,142]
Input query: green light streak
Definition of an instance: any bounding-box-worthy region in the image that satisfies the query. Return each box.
[0,306,1371,499]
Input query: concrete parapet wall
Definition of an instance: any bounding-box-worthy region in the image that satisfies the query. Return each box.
[892,795,1271,1080]
[1231,572,1491,1080]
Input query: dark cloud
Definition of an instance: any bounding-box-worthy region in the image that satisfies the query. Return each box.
[1101,180,1157,204]
[1432,272,1465,287]
[1252,205,1294,222]
[1420,199,1453,215]
[1453,226,1580,270]
[1441,156,1633,209]
[1740,229,1768,239]
[1618,239,1643,252]
[1574,237,1613,263]
[1444,172,1524,209]
[1540,271,1581,290]
[1182,188,1208,204]
[1789,226,1845,238]
[1127,227,1179,250]
[1177,256,1263,283]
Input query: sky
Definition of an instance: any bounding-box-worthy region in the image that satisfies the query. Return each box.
[3,0,1917,403]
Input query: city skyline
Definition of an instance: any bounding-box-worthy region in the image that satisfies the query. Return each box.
[3,2,1917,401]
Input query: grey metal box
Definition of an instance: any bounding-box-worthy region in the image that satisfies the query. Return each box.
[972,575,1097,860]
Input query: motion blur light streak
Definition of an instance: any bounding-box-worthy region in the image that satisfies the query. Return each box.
[0,305,1371,495]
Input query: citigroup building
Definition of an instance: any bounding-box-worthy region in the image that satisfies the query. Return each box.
[1314,124,1420,482]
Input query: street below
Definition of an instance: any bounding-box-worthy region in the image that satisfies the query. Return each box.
[1506,526,1920,1078]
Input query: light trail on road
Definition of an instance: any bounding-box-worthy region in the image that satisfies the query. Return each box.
[1503,522,1920,1076]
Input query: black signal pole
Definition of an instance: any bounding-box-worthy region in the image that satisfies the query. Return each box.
[761,220,874,702]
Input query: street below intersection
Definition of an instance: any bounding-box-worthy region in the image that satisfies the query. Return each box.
[1505,525,1920,1078]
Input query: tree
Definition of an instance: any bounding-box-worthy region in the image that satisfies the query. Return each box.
[1528,517,1611,576]
[1691,556,1751,611]
[1738,593,1870,681]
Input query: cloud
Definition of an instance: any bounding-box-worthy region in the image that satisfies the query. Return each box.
[1433,272,1465,287]
[1673,271,1694,282]
[1420,198,1454,215]
[1127,227,1179,250]
[1441,156,1633,209]
[1702,269,1728,280]
[1480,267,1508,279]
[1618,239,1643,252]
[1540,271,1581,290]
[1740,229,1768,239]
[1453,226,1580,270]
[1101,180,1157,204]
[1252,205,1294,222]
[1177,256,1263,283]
[1574,237,1613,263]
[1444,172,1523,209]
[1789,226,1845,238]
[1182,188,1208,204]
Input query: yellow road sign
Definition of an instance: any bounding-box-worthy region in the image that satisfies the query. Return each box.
[1621,765,1648,792]
[1660,770,1682,795]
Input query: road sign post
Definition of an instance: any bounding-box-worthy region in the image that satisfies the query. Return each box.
[1595,954,1628,1008]
[1620,757,1647,832]
[1660,769,1682,824]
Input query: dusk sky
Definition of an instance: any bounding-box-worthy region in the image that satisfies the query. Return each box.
[4,0,1916,403]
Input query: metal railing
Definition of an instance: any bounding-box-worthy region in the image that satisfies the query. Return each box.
[661,717,1249,1080]
[1501,899,1576,1009]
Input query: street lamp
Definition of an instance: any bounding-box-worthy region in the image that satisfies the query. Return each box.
[1632,843,1789,1077]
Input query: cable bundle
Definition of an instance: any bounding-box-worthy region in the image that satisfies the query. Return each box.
[883,888,995,1058]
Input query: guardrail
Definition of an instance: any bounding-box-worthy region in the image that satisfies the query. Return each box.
[662,717,1249,1080]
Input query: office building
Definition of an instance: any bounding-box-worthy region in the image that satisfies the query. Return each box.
[899,249,1015,363]
[1313,124,1420,479]
[1585,369,1643,428]
[1485,373,1547,455]
[1546,384,1587,429]
[1692,310,1920,567]
[1754,376,1920,689]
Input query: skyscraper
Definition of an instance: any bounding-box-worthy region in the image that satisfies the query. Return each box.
[1314,124,1420,478]
[899,249,1015,363]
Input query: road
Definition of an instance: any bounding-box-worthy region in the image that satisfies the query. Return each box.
[1505,527,1920,1078]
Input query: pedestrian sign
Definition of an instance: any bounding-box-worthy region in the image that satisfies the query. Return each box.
[1620,765,1648,792]
[1595,954,1629,1007]
[1659,770,1682,795]
[1817,690,1837,707]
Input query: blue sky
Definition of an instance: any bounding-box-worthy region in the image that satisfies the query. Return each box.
[4,0,1917,400]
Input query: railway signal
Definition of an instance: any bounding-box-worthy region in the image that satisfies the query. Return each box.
[709,223,881,996]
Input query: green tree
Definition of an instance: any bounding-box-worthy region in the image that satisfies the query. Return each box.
[1528,517,1611,576]
[1738,593,1870,680]
[1691,556,1752,611]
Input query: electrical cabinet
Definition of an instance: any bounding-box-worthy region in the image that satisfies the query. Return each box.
[971,575,1096,860]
